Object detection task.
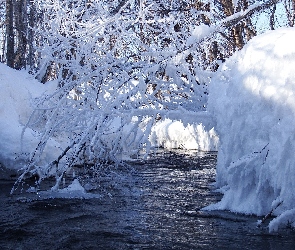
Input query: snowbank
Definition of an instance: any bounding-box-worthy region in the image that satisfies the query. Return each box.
[0,64,59,171]
[206,27,295,231]
[150,118,218,151]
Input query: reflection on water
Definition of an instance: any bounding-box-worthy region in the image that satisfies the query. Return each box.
[1,150,295,249]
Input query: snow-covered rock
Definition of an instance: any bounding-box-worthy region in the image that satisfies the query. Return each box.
[206,27,295,231]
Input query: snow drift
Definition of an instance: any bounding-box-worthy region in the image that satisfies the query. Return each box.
[0,64,60,171]
[207,27,295,231]
[150,118,218,151]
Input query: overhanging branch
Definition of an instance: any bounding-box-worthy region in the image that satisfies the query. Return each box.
[221,0,281,28]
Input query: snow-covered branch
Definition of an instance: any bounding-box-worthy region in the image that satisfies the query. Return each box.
[220,0,281,28]
[15,0,212,191]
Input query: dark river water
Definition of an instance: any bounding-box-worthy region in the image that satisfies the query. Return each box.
[1,150,295,249]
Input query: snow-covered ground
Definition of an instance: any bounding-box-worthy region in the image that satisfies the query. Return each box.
[206,27,295,232]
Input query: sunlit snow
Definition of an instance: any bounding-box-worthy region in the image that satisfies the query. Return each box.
[150,118,218,151]
[186,24,216,46]
[0,64,60,170]
[206,27,295,232]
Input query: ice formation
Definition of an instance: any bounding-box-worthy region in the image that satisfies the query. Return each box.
[206,27,295,231]
[36,179,101,199]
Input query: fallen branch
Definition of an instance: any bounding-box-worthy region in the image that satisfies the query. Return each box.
[257,201,283,227]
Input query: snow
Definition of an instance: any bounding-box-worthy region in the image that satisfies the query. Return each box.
[36,179,101,199]
[269,208,295,232]
[0,64,60,170]
[150,118,218,151]
[186,24,216,46]
[206,27,295,232]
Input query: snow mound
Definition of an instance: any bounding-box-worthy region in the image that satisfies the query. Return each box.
[150,118,218,151]
[206,27,295,231]
[0,64,59,171]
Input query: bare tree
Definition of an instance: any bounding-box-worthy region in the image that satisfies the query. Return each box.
[215,0,256,51]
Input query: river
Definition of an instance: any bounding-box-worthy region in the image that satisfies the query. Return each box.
[1,150,295,249]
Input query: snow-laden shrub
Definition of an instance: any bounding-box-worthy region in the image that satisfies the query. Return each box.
[206,27,295,231]
[13,0,213,191]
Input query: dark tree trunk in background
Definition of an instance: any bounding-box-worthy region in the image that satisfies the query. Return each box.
[5,0,29,69]
[215,0,256,52]
[284,0,295,27]
[270,4,276,30]
[27,0,36,70]
[14,0,27,69]
[6,0,14,68]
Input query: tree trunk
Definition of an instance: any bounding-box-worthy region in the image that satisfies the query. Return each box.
[270,4,276,30]
[14,0,27,69]
[284,0,295,27]
[27,0,36,70]
[6,0,14,68]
